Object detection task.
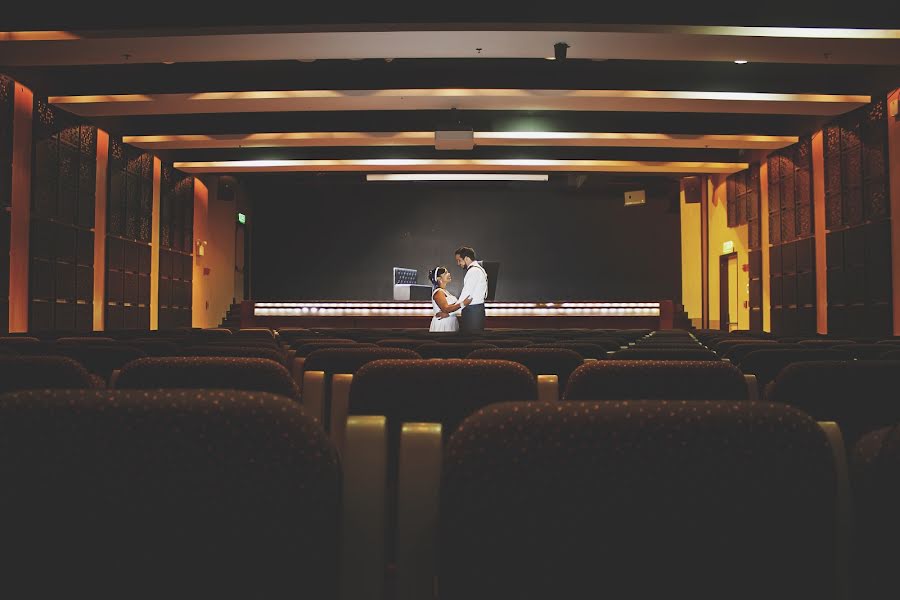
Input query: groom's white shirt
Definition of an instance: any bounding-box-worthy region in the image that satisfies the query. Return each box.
[459,261,488,306]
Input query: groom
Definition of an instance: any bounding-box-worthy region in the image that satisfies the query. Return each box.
[454,246,488,333]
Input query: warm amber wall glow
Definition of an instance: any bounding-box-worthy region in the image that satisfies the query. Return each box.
[92,130,109,331]
[192,179,209,327]
[9,83,32,333]
[888,89,900,335]
[706,175,749,330]
[150,158,161,330]
[680,183,702,328]
[206,177,238,331]
[760,162,771,332]
[0,31,81,41]
[812,131,829,334]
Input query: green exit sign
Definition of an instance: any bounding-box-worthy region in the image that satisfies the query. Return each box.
[237,212,246,224]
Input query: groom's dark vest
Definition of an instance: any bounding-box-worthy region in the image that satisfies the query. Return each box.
[466,262,488,302]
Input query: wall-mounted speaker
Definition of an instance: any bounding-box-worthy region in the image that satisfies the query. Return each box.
[218,178,235,202]
[682,176,702,203]
[624,189,646,206]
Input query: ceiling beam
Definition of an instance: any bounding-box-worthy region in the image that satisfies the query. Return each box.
[173,158,749,175]
[3,25,900,65]
[50,89,870,117]
[124,131,798,151]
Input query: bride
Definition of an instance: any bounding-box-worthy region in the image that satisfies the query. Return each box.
[428,266,471,332]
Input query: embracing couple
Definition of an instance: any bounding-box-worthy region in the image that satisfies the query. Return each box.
[428,246,488,333]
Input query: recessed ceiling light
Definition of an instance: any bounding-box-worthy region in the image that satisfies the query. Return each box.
[367,173,549,182]
[162,61,175,65]
[734,59,749,64]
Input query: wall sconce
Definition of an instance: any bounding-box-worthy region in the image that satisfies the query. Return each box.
[197,240,207,256]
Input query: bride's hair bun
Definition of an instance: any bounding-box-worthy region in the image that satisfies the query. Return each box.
[428,266,446,286]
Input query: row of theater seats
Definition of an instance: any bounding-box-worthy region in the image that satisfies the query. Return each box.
[0,387,895,597]
[0,327,898,596]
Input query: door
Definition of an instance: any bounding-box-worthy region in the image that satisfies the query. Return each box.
[719,252,739,331]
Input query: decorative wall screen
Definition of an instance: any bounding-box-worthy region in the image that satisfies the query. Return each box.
[106,138,152,330]
[767,138,816,336]
[823,98,892,336]
[30,99,96,332]
[159,164,193,329]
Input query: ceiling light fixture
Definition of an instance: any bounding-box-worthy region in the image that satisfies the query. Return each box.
[366,174,549,182]
[734,59,749,64]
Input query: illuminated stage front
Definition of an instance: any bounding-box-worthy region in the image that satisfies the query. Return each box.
[242,300,675,329]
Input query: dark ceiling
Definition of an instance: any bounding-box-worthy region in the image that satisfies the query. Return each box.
[1,12,899,186]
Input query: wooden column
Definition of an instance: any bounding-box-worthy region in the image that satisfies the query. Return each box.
[150,158,161,330]
[9,82,32,333]
[700,175,709,328]
[760,161,771,332]
[812,130,829,334]
[92,130,108,331]
[888,89,900,334]
[192,178,209,327]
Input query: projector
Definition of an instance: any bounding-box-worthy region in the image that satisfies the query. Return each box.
[435,130,475,150]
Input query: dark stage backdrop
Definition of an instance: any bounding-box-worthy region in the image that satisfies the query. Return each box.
[249,177,682,302]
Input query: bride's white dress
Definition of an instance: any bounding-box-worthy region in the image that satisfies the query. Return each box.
[429,287,461,332]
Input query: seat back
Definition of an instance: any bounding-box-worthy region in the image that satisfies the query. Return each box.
[186,344,286,365]
[349,359,536,436]
[564,360,749,401]
[468,348,584,389]
[54,344,148,380]
[528,341,618,358]
[610,348,719,361]
[116,357,300,399]
[0,389,339,598]
[416,342,499,359]
[738,348,851,387]
[768,360,900,446]
[851,425,900,599]
[440,400,837,600]
[304,347,422,375]
[0,356,96,392]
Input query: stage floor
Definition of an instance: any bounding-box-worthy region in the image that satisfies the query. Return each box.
[242,300,675,330]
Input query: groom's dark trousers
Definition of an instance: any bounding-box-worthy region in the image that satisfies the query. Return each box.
[459,304,485,333]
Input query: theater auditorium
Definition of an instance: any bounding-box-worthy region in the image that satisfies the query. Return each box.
[0,7,899,599]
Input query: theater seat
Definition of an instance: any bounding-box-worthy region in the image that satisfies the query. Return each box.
[832,343,900,360]
[439,401,840,600]
[301,346,421,443]
[186,344,287,366]
[564,360,753,401]
[0,389,340,598]
[416,342,498,359]
[527,340,619,358]
[343,358,537,600]
[467,348,584,401]
[53,344,148,384]
[610,348,719,361]
[738,348,851,389]
[0,356,96,393]
[115,357,300,399]
[851,424,900,599]
[768,360,900,446]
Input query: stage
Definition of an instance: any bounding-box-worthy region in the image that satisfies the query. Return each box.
[241,300,676,330]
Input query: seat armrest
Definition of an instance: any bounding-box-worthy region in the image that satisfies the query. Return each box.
[340,416,388,600]
[396,422,442,600]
